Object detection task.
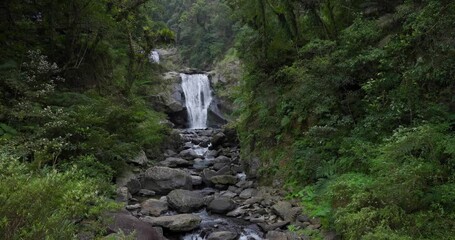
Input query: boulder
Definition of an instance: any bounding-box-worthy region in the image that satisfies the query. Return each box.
[207,231,238,240]
[207,197,236,214]
[138,189,156,197]
[160,157,191,168]
[106,211,165,240]
[258,221,290,232]
[167,189,205,213]
[141,199,169,217]
[191,175,203,185]
[201,169,217,185]
[210,175,237,185]
[142,167,192,194]
[239,188,258,199]
[116,187,131,202]
[272,201,301,222]
[266,231,288,240]
[116,170,141,195]
[211,132,225,148]
[141,214,201,232]
[214,155,230,164]
[179,149,200,160]
[128,150,148,166]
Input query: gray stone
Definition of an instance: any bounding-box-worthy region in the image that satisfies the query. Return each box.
[244,197,263,205]
[106,211,165,240]
[208,197,236,214]
[179,149,200,160]
[215,165,232,175]
[143,166,192,194]
[297,215,310,223]
[138,189,156,197]
[202,169,217,185]
[236,180,253,189]
[266,231,288,240]
[191,175,203,185]
[226,206,247,217]
[220,191,237,198]
[214,155,230,164]
[211,132,225,148]
[167,189,205,213]
[239,188,258,199]
[272,201,301,222]
[258,221,290,232]
[128,150,148,166]
[141,214,201,232]
[207,231,238,240]
[213,162,228,171]
[141,199,168,217]
[116,187,131,202]
[160,157,191,168]
[210,175,237,185]
[125,204,141,210]
[126,178,141,195]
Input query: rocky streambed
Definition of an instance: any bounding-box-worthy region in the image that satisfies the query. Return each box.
[109,128,335,240]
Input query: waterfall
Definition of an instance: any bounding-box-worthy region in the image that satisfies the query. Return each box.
[181,73,213,129]
[149,50,160,63]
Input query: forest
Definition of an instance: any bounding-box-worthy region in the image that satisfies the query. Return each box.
[1,0,454,239]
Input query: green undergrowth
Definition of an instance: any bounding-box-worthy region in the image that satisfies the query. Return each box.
[233,0,455,239]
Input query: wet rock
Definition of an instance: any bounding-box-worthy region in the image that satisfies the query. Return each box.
[142,167,192,194]
[140,199,168,217]
[106,211,165,240]
[160,157,191,168]
[239,188,258,199]
[208,197,236,214]
[266,231,288,240]
[167,189,205,213]
[141,214,201,232]
[207,231,238,240]
[210,175,237,185]
[272,201,301,222]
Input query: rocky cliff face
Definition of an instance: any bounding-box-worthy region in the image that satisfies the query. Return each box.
[147,48,239,128]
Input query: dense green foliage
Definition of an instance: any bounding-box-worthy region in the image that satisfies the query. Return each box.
[0,0,172,238]
[231,0,455,239]
[153,0,236,68]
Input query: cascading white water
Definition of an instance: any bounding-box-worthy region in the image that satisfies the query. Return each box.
[149,50,160,63]
[181,73,212,129]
